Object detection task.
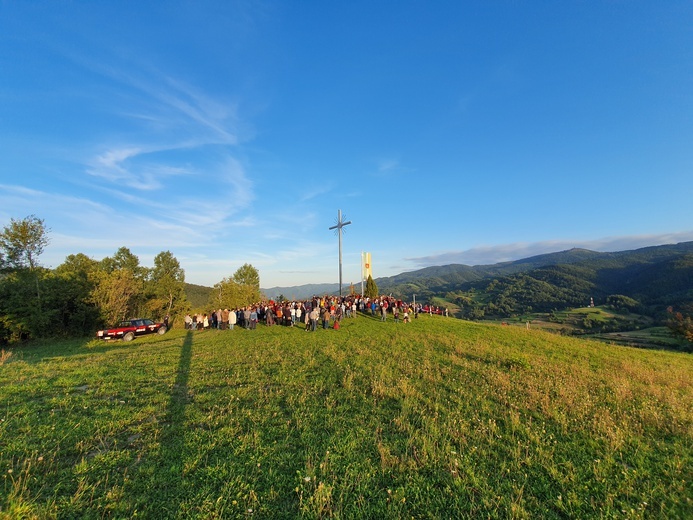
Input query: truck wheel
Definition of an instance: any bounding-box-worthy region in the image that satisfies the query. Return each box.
[123,332,135,341]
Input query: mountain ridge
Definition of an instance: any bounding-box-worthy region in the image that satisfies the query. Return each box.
[255,242,693,315]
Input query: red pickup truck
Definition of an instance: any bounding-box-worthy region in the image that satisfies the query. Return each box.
[96,318,167,341]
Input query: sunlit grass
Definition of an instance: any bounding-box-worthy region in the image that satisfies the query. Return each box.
[1,315,691,518]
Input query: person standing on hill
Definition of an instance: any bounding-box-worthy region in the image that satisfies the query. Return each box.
[266,306,275,326]
[284,303,292,326]
[310,306,319,332]
[229,308,237,330]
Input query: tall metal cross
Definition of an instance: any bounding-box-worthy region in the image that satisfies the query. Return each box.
[329,209,352,296]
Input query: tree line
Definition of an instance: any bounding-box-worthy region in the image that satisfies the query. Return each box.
[0,215,260,344]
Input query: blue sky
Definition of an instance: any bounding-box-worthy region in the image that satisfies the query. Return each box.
[1,1,691,289]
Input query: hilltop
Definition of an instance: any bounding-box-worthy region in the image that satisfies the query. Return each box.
[2,314,691,518]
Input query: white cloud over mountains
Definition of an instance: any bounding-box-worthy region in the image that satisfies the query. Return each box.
[405,231,693,268]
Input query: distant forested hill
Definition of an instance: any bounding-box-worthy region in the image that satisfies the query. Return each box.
[185,283,213,309]
[377,242,693,319]
[375,248,607,297]
[262,283,341,301]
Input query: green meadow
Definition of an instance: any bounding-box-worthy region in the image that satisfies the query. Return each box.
[1,314,691,519]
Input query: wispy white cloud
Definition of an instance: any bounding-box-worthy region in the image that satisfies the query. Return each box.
[405,231,693,268]
[87,145,196,190]
[300,185,333,202]
[373,157,415,178]
[2,44,265,281]
[378,159,399,173]
[0,184,112,219]
[83,154,253,226]
[0,182,252,269]
[67,46,248,205]
[73,52,240,145]
[160,75,240,142]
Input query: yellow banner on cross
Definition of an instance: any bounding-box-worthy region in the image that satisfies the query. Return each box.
[363,252,372,279]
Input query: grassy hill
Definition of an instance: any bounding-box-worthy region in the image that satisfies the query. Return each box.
[2,315,691,518]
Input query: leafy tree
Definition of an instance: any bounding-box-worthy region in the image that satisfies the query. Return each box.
[90,268,142,326]
[101,247,149,278]
[56,253,99,278]
[234,264,260,295]
[0,215,50,271]
[606,294,640,312]
[210,264,261,310]
[211,277,243,310]
[0,216,51,341]
[666,306,693,343]
[466,306,485,320]
[582,317,597,330]
[94,248,149,321]
[365,275,378,300]
[40,253,101,336]
[0,218,100,341]
[147,251,188,320]
[0,270,44,342]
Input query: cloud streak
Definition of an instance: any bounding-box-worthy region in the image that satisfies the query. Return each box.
[87,145,195,189]
[76,52,240,145]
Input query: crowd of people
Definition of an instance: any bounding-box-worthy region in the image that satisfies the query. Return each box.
[182,295,449,332]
